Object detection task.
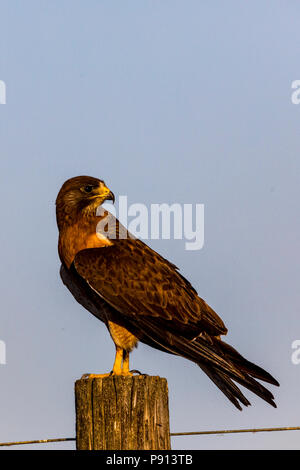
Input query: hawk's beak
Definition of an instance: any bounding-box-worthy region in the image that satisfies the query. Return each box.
[105,190,115,204]
[100,184,115,204]
[91,185,115,204]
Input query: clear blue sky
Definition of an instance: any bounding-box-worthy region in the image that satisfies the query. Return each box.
[0,0,300,450]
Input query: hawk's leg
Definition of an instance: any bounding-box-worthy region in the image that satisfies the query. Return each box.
[122,349,132,376]
[112,346,123,375]
[81,346,132,379]
[123,349,144,376]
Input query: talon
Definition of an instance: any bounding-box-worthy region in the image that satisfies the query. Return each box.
[111,371,133,377]
[81,373,90,379]
[130,369,146,375]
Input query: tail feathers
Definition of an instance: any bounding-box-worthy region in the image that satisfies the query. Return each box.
[170,332,279,409]
[213,338,279,386]
[197,336,278,410]
[130,317,279,410]
[200,362,277,410]
[199,364,251,411]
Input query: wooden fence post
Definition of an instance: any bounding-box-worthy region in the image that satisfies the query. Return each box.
[75,375,171,450]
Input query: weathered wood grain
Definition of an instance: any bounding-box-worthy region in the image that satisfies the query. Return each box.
[75,375,171,450]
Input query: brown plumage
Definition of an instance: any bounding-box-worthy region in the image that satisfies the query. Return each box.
[56,175,279,410]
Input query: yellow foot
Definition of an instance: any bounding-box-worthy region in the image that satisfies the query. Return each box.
[113,371,133,377]
[111,370,146,377]
[81,370,142,379]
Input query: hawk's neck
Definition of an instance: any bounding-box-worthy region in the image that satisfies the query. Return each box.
[58,216,113,268]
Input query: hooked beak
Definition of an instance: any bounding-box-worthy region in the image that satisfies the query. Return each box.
[89,184,115,204]
[104,190,115,204]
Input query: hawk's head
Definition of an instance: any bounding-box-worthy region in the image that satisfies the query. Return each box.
[56,176,115,229]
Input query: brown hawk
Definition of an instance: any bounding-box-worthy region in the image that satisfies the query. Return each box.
[56,175,279,410]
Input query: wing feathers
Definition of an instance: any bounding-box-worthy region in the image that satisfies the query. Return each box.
[69,238,278,410]
[73,239,227,335]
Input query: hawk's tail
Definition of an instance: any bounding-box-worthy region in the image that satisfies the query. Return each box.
[196,336,279,410]
[131,317,279,410]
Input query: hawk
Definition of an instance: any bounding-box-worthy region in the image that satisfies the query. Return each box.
[56,175,279,410]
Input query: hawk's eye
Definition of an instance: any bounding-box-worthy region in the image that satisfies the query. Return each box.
[84,185,94,193]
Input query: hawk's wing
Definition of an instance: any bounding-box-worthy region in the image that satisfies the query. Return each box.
[70,238,278,409]
[71,238,227,338]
